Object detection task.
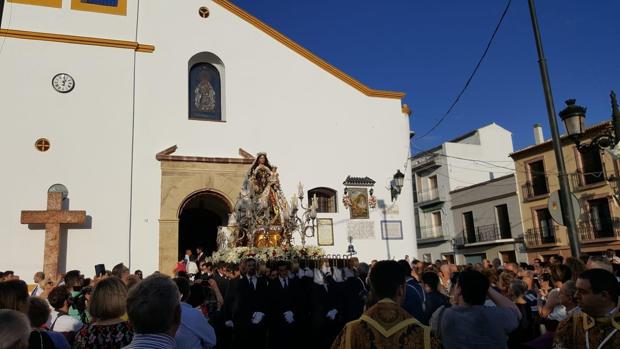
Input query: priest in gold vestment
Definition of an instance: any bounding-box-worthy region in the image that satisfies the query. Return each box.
[552,269,620,349]
[331,260,440,349]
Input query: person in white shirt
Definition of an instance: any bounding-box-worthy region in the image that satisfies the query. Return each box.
[31,272,45,297]
[46,285,83,333]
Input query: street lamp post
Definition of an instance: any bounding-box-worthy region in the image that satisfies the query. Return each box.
[560,94,620,152]
[559,94,620,202]
[390,170,405,202]
[527,0,581,257]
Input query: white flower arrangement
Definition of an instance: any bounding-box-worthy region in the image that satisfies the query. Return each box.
[207,245,325,264]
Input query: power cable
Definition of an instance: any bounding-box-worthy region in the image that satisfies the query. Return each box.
[412,144,606,177]
[415,0,512,141]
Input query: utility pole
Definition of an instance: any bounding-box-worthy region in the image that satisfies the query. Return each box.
[0,0,5,29]
[527,0,581,257]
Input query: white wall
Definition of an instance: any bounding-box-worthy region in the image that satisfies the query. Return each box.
[0,0,416,277]
[444,124,515,192]
[0,38,135,277]
[129,0,416,271]
[414,123,515,262]
[1,0,138,40]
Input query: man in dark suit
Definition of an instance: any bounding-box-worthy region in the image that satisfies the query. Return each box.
[342,262,369,323]
[267,261,299,349]
[310,270,344,349]
[292,265,315,349]
[213,261,229,297]
[221,264,239,349]
[231,258,268,348]
[195,246,206,265]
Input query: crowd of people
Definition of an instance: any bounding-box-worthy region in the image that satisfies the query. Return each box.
[1,248,619,349]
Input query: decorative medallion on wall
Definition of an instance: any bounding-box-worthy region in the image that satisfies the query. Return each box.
[35,138,51,152]
[52,73,75,93]
[198,6,210,18]
[342,176,377,219]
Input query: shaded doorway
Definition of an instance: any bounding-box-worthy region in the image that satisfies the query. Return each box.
[178,191,231,259]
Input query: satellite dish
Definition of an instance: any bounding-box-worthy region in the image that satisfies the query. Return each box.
[547,190,581,226]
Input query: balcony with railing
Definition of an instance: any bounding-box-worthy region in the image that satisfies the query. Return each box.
[521,179,549,201]
[461,224,513,245]
[416,187,440,205]
[418,226,447,243]
[570,170,606,190]
[524,225,562,248]
[579,218,620,242]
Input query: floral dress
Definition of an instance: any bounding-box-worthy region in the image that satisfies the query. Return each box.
[72,321,133,349]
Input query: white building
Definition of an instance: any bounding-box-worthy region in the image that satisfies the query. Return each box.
[411,123,514,263]
[450,174,527,265]
[0,0,415,277]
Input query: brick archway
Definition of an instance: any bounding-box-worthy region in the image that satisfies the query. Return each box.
[157,146,253,274]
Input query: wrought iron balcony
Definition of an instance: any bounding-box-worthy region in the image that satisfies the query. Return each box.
[416,188,440,203]
[524,225,559,247]
[462,223,512,245]
[578,218,620,241]
[521,179,549,201]
[418,226,445,240]
[570,170,606,189]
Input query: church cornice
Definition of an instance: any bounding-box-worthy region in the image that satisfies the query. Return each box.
[0,28,155,52]
[213,0,405,100]
[156,145,255,164]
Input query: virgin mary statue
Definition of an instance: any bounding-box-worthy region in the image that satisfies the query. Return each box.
[234,153,291,246]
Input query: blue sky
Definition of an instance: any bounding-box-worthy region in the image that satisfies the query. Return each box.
[230,0,620,152]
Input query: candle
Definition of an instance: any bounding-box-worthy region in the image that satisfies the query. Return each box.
[290,195,297,210]
[298,182,304,198]
[312,194,318,209]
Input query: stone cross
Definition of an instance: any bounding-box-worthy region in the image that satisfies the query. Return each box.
[21,192,86,277]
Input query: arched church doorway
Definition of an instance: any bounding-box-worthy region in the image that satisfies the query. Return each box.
[178,191,231,259]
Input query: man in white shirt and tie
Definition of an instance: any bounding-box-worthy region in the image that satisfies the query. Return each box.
[30,272,45,297]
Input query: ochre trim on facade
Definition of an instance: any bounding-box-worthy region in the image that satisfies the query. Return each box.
[0,28,155,52]
[156,145,254,164]
[212,0,405,100]
[71,0,127,16]
[158,152,250,275]
[401,104,412,116]
[8,0,61,8]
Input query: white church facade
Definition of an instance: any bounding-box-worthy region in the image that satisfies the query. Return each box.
[0,0,416,277]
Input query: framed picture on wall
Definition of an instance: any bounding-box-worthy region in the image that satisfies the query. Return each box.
[317,218,334,246]
[381,220,403,240]
[348,188,369,219]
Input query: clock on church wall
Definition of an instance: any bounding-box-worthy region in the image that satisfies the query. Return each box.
[52,73,75,93]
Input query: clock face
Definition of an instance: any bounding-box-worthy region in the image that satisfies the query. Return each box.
[52,73,75,93]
